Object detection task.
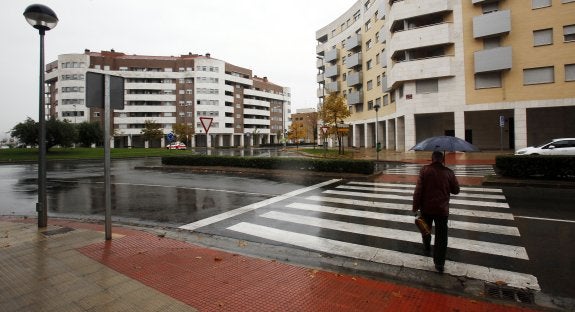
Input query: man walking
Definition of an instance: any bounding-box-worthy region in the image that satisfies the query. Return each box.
[412,151,460,273]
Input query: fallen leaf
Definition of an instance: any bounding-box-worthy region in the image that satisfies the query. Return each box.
[195,256,202,259]
[214,257,223,262]
[495,280,507,286]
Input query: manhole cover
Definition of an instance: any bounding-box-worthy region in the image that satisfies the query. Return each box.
[42,227,75,237]
[484,282,534,304]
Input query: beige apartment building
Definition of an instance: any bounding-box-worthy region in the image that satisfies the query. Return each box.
[316,0,575,152]
[45,50,291,148]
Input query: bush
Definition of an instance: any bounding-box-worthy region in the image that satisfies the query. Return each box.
[496,155,575,180]
[162,155,375,175]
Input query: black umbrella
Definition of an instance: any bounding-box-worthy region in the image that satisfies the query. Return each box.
[410,135,479,152]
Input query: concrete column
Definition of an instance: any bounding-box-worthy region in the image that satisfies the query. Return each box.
[396,117,405,151]
[454,111,465,139]
[403,114,416,152]
[161,137,165,148]
[127,135,132,147]
[218,135,224,147]
[514,108,527,149]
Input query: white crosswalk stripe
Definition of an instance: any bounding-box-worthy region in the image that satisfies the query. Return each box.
[383,163,495,177]
[222,181,539,290]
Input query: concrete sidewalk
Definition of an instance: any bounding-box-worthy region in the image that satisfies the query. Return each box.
[0,217,540,312]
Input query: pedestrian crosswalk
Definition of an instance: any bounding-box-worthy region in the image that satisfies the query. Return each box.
[383,163,495,177]
[182,180,540,291]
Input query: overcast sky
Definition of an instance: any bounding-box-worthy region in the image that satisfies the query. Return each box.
[1,0,353,138]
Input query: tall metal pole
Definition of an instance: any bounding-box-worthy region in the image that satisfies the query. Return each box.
[37,29,47,228]
[104,75,112,240]
[375,108,379,162]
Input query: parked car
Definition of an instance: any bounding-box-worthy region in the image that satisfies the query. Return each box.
[515,138,575,155]
[166,142,187,150]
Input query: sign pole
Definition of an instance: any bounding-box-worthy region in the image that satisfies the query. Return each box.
[104,75,112,240]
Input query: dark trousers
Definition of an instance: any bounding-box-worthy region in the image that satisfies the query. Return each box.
[422,213,448,266]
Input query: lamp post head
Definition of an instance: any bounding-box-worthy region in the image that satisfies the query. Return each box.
[24,4,58,32]
[373,103,380,112]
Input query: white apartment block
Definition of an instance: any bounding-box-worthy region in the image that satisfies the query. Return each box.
[316,0,575,152]
[45,50,291,148]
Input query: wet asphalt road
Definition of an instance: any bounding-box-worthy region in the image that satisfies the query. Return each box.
[0,158,313,224]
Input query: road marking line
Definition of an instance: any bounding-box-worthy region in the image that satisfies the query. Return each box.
[515,215,575,224]
[337,185,506,200]
[227,222,540,290]
[112,182,273,197]
[262,211,527,259]
[286,202,520,236]
[305,196,515,220]
[324,190,510,209]
[178,179,341,231]
[347,182,503,193]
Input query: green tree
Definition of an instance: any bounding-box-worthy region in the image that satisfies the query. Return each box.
[77,122,103,147]
[46,117,77,149]
[10,117,37,147]
[140,120,163,147]
[318,92,351,154]
[11,117,77,150]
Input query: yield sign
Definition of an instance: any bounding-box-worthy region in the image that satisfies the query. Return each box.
[321,126,329,135]
[200,117,213,133]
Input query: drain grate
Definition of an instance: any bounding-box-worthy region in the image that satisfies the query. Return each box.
[42,227,75,237]
[484,282,534,304]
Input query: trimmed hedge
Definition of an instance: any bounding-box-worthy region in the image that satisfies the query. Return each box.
[162,155,375,175]
[496,155,575,180]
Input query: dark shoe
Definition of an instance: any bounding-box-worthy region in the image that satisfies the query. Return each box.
[434,264,444,273]
[423,236,431,250]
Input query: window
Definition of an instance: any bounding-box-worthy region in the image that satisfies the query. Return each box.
[375,97,381,108]
[415,79,439,94]
[366,59,373,70]
[484,37,501,49]
[367,100,373,110]
[565,64,575,81]
[367,80,373,90]
[532,0,551,8]
[376,75,381,86]
[366,40,373,50]
[382,94,389,106]
[365,19,372,31]
[475,72,502,89]
[482,2,498,13]
[564,25,575,42]
[523,66,555,85]
[534,29,553,46]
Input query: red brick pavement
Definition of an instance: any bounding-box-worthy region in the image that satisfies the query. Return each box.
[63,220,536,312]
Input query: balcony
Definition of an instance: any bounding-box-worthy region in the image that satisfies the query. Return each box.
[474,47,512,73]
[346,91,363,105]
[317,73,325,83]
[316,58,324,69]
[324,65,340,78]
[389,23,453,53]
[324,49,338,63]
[473,10,511,39]
[388,0,452,23]
[345,53,362,69]
[325,81,340,93]
[346,72,362,87]
[388,56,454,87]
[346,34,362,51]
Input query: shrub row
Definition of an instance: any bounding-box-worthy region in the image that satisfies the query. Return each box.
[496,155,575,180]
[162,155,375,175]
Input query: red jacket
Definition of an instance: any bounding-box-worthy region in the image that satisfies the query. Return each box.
[412,162,460,216]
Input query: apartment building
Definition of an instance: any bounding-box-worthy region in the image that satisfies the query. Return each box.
[316,0,575,152]
[45,49,291,148]
[291,108,319,144]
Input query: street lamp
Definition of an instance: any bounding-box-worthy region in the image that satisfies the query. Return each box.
[24,4,58,228]
[373,103,381,162]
